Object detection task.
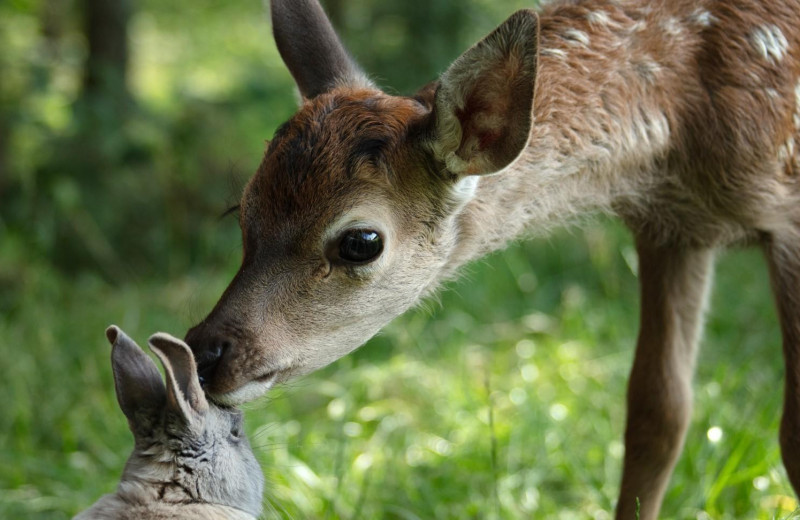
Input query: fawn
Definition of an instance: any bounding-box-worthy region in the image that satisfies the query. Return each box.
[75,327,263,520]
[184,0,800,517]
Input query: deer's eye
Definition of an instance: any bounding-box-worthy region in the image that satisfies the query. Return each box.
[338,229,383,264]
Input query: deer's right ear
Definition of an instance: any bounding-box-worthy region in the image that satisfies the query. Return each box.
[430,10,539,177]
[107,326,166,425]
[271,0,372,99]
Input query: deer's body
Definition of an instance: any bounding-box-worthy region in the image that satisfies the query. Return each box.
[459,0,800,262]
[185,0,800,517]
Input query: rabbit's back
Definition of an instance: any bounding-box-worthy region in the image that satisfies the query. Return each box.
[73,494,256,520]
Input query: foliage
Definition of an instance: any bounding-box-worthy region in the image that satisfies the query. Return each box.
[0,0,531,281]
[0,0,797,518]
[2,222,797,519]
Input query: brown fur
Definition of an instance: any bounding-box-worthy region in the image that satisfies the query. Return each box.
[186,1,800,518]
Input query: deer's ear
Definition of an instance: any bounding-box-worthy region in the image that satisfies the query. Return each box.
[431,10,539,176]
[271,0,372,99]
[107,326,166,427]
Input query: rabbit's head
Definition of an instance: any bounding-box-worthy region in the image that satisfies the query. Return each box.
[106,326,264,517]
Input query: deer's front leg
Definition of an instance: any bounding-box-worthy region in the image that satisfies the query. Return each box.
[616,239,715,520]
[764,230,800,494]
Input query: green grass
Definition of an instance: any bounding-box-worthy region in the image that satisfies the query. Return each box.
[4,0,799,517]
[1,220,797,519]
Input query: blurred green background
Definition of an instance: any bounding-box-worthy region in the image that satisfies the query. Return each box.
[1,0,797,518]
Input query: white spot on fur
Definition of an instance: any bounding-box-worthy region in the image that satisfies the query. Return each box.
[688,9,716,27]
[622,107,671,154]
[641,111,670,148]
[540,48,568,59]
[750,25,789,63]
[628,20,647,33]
[634,57,661,82]
[795,81,800,104]
[661,17,683,36]
[778,137,795,163]
[587,10,613,27]
[563,28,590,47]
[794,81,800,130]
[765,88,780,99]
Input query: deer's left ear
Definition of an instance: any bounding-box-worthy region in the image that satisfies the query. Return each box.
[431,10,539,176]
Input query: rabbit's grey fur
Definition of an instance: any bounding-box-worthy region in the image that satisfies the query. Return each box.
[74,327,264,520]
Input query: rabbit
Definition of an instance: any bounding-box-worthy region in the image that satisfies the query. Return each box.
[74,326,264,520]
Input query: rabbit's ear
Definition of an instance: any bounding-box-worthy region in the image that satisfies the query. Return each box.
[148,332,209,424]
[107,326,166,426]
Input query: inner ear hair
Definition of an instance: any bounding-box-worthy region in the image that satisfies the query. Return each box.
[432,10,539,177]
[148,333,209,422]
[107,325,166,427]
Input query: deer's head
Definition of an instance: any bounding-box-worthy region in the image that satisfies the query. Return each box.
[186,0,539,405]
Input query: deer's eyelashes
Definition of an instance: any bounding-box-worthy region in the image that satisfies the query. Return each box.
[220,204,241,220]
[334,229,384,264]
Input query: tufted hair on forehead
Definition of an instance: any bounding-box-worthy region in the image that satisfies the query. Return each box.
[248,89,431,226]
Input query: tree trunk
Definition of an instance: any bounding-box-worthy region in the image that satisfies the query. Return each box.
[0,119,7,195]
[82,0,131,105]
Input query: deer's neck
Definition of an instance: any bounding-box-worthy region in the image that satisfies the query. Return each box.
[446,0,704,270]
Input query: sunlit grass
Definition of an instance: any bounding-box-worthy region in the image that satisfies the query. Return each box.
[4,0,798,516]
[2,220,796,519]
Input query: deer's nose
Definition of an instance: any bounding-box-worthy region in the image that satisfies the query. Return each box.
[185,326,232,386]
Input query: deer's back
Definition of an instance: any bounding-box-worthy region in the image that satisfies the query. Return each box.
[532,0,800,244]
[640,0,800,244]
[681,0,800,219]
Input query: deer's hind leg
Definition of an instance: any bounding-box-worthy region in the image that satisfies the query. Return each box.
[616,238,715,520]
[763,223,800,494]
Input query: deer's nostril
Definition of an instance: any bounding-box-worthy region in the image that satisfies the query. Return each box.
[194,337,231,387]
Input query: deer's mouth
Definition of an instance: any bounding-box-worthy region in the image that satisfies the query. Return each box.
[255,370,279,384]
[211,379,274,405]
[209,367,291,406]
